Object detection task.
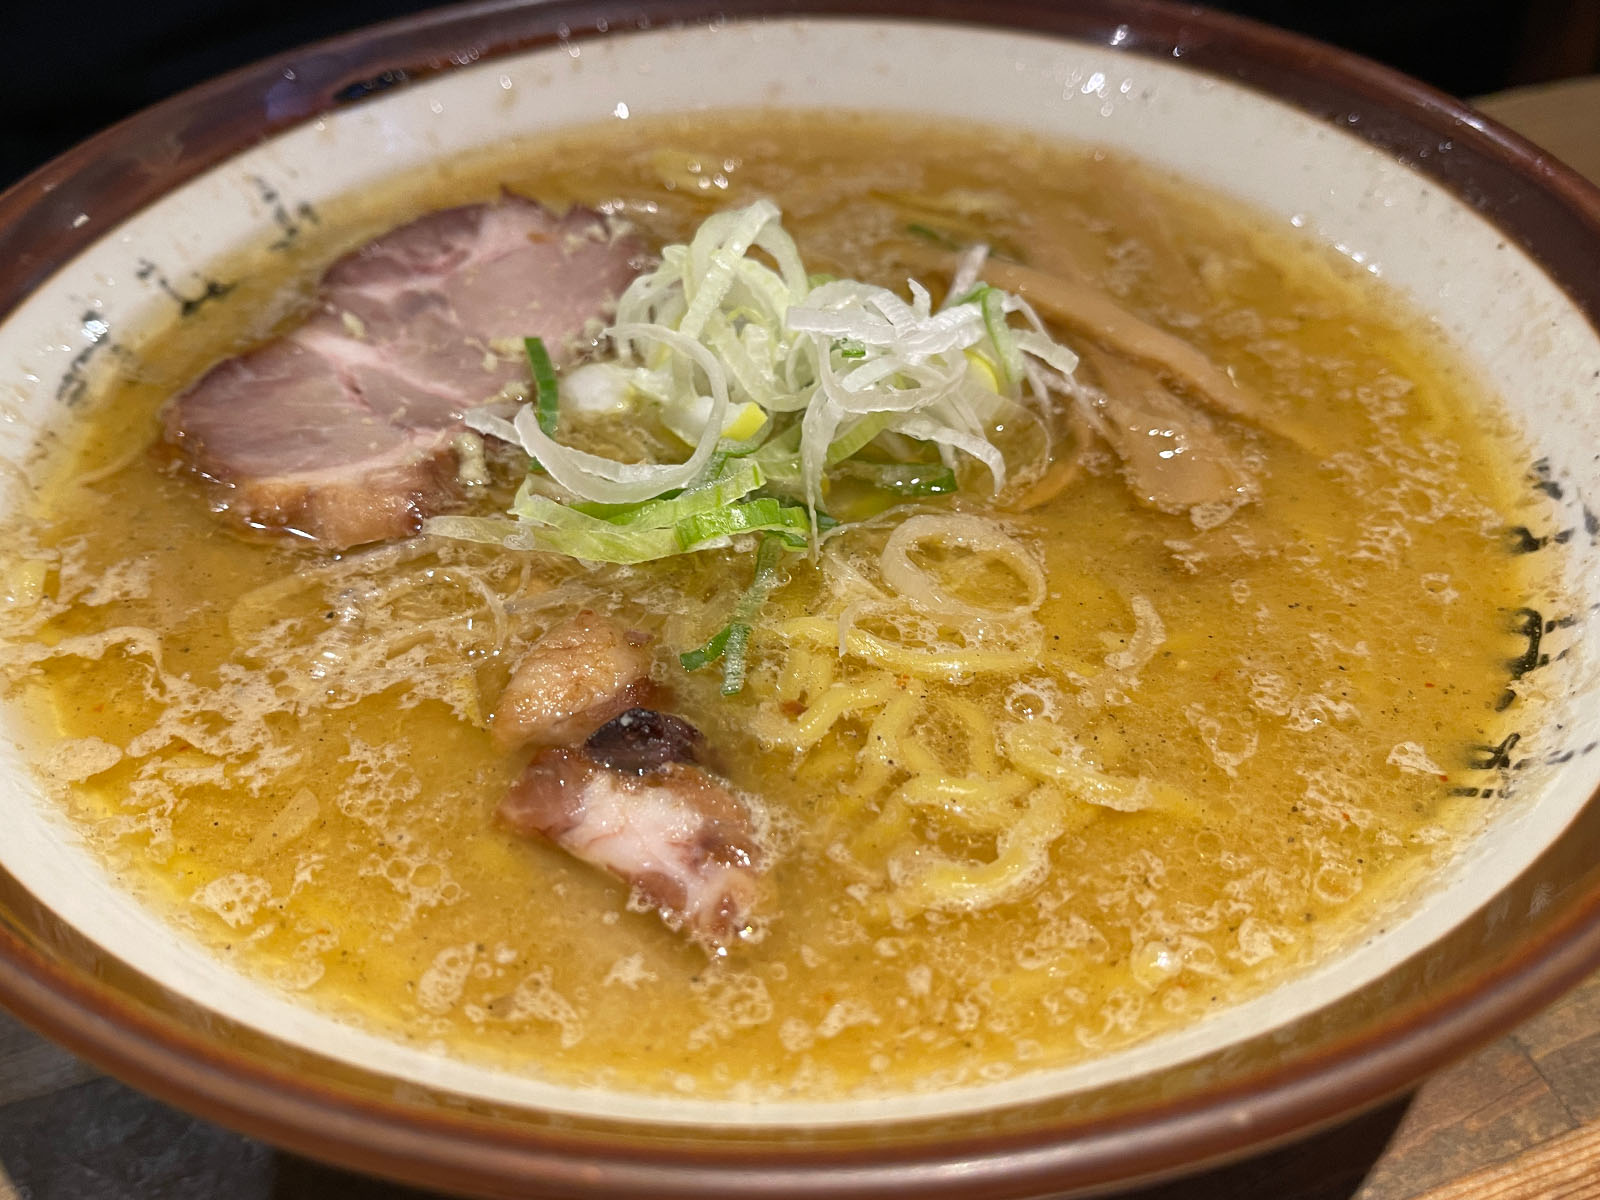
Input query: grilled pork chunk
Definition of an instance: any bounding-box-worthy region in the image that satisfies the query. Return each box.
[490,611,653,751]
[499,711,764,946]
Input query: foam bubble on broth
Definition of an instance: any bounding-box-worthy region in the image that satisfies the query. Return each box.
[0,110,1562,1100]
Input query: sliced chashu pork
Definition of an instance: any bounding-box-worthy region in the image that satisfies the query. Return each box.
[164,198,645,548]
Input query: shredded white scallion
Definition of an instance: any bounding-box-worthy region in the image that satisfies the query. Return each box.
[465,199,1081,534]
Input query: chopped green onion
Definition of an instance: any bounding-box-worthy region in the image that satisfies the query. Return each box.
[680,533,788,694]
[429,459,816,564]
[678,627,732,673]
[427,495,809,564]
[568,493,679,520]
[426,513,679,563]
[467,202,1080,534]
[697,427,771,486]
[950,286,1023,393]
[977,287,1023,391]
[563,461,764,527]
[717,426,774,459]
[674,496,810,549]
[837,460,958,496]
[717,625,754,695]
[906,222,961,249]
[525,337,560,436]
[753,414,899,497]
[822,412,895,466]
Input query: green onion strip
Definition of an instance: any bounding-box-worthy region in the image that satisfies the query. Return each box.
[525,337,561,435]
[680,533,789,694]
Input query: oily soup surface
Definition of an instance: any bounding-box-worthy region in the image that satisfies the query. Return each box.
[2,114,1543,1098]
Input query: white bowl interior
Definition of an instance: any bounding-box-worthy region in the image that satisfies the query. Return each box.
[1,16,1598,1126]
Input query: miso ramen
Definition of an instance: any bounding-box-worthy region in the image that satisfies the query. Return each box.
[0,112,1550,1099]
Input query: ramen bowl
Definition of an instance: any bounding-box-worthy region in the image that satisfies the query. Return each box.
[3,2,1600,1196]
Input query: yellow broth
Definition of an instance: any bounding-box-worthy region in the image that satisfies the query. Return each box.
[0,112,1551,1099]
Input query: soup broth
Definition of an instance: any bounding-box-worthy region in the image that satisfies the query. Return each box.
[0,112,1549,1099]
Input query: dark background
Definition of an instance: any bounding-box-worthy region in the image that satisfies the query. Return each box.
[1,0,1598,191]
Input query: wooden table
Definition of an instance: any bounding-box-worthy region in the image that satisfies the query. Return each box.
[6,79,1600,1200]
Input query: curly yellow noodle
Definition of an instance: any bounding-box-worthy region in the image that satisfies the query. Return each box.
[757,670,902,749]
[892,771,1033,832]
[793,741,856,784]
[855,689,922,788]
[848,795,915,866]
[893,787,1070,913]
[898,738,943,775]
[948,697,1001,775]
[774,616,1042,678]
[775,642,835,705]
[834,689,923,829]
[1003,722,1199,817]
[761,625,1133,918]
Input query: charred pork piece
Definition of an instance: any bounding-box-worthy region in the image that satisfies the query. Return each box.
[584,708,704,773]
[164,198,645,548]
[499,736,763,947]
[490,611,653,751]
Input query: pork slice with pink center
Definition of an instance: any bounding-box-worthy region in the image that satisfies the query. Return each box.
[163,197,646,548]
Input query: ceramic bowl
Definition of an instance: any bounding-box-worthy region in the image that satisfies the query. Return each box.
[4,2,1600,1196]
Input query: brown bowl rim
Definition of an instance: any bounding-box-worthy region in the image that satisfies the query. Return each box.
[5,1,1600,1197]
